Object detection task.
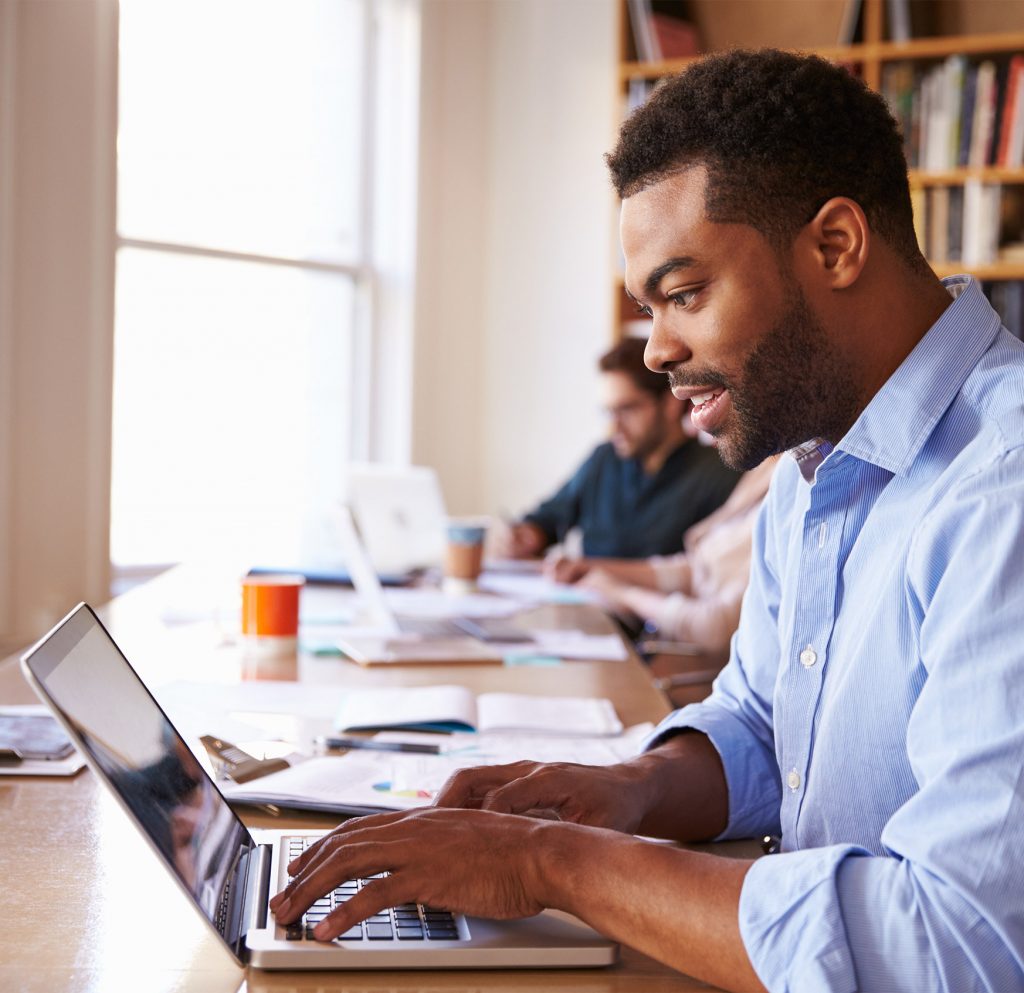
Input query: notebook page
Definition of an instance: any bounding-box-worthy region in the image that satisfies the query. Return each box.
[475,693,622,736]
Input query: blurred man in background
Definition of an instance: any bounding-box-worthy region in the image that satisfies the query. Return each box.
[494,337,738,560]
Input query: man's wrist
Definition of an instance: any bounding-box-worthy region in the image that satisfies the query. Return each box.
[624,731,728,841]
[526,819,603,916]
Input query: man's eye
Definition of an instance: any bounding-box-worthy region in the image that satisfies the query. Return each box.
[668,289,697,308]
[634,302,653,318]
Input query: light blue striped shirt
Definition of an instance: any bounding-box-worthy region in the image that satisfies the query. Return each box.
[646,276,1024,992]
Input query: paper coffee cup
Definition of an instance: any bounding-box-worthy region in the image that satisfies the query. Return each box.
[443,518,489,593]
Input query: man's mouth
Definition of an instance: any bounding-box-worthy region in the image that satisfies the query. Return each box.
[676,386,730,434]
[688,388,725,412]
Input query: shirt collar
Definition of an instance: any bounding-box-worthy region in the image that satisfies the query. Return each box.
[789,439,834,482]
[789,276,1002,482]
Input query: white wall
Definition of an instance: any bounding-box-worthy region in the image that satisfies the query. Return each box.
[413,0,620,516]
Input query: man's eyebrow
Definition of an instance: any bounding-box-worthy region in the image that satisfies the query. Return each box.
[643,257,698,299]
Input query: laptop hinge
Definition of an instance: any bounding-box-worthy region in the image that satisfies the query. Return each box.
[244,842,274,932]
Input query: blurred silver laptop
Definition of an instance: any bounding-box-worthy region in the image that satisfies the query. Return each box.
[346,463,447,575]
[21,604,615,969]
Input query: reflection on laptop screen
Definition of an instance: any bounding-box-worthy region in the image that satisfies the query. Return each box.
[22,608,253,931]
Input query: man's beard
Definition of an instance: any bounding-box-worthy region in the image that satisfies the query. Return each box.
[671,290,862,471]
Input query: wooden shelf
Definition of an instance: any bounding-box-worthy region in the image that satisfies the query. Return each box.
[619,34,1024,86]
[619,43,869,84]
[909,168,1024,186]
[930,261,1024,280]
[876,32,1024,63]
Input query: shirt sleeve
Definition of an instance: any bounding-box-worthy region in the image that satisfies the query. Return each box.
[643,488,784,840]
[738,449,1024,993]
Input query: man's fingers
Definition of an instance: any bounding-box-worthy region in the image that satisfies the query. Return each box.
[477,772,574,817]
[273,812,419,916]
[284,810,407,876]
[275,839,397,924]
[312,875,407,942]
[433,761,538,808]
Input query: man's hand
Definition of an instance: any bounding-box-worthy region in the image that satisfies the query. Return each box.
[491,521,548,559]
[433,758,654,833]
[577,567,629,609]
[270,807,552,940]
[436,734,729,844]
[543,554,591,584]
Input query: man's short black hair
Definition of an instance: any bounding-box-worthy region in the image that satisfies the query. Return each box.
[599,336,670,398]
[606,48,927,273]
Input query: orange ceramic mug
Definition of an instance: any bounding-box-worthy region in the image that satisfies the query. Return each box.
[240,574,304,653]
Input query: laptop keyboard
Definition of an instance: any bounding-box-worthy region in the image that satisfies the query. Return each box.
[283,837,462,942]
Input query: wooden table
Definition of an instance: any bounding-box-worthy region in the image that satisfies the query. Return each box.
[0,566,751,992]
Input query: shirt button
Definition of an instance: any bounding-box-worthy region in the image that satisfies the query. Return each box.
[787,769,801,792]
[799,646,817,668]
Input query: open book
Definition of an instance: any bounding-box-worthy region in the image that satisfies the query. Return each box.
[334,684,623,737]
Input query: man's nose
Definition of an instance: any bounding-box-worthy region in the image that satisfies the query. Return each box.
[643,319,690,374]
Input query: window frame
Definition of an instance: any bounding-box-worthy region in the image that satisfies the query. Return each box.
[109,0,420,580]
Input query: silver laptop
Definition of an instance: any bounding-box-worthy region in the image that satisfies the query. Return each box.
[336,504,531,644]
[21,603,613,969]
[347,463,448,575]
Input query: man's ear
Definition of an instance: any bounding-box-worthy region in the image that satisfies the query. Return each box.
[801,197,869,290]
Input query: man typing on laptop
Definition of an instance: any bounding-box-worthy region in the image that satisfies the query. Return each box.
[273,50,1024,993]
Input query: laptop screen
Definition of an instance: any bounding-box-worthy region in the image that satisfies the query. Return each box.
[22,605,255,941]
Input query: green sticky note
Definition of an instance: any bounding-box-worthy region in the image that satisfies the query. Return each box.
[503,653,563,667]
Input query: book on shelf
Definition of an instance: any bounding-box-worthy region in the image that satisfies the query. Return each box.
[989,281,1024,340]
[920,55,967,171]
[628,77,655,113]
[969,61,999,168]
[1009,58,1024,168]
[961,179,1002,267]
[837,0,863,45]
[649,9,699,58]
[946,55,967,170]
[910,185,927,254]
[886,0,910,43]
[996,55,1024,167]
[947,186,965,262]
[928,185,950,264]
[882,62,917,166]
[989,59,1011,166]
[919,181,1003,270]
[627,1,700,62]
[957,63,978,169]
[627,0,658,62]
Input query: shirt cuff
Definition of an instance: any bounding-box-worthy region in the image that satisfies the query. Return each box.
[642,701,782,840]
[739,845,866,993]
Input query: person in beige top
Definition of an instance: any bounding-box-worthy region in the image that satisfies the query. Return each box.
[546,455,778,654]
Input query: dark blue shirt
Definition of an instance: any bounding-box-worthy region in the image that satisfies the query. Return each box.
[523,439,739,558]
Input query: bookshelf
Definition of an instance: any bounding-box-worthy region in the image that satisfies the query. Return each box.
[615,0,1024,339]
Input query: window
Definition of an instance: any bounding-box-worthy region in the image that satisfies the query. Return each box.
[112,0,418,572]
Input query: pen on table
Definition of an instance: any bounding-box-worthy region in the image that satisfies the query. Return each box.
[314,736,442,755]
